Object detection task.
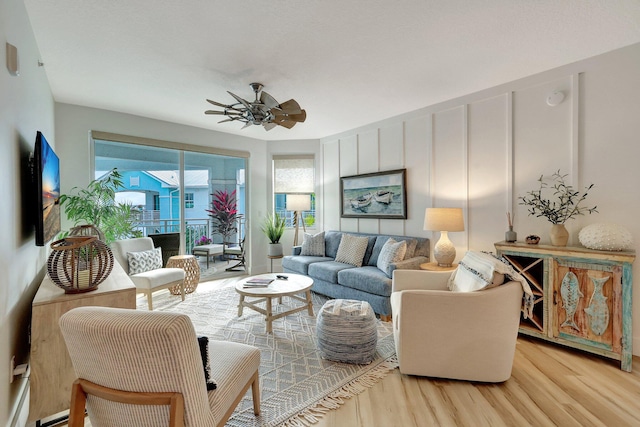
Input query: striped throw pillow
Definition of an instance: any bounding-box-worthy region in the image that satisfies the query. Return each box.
[377,238,407,277]
[301,231,325,256]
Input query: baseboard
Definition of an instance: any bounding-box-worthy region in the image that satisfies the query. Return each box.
[9,377,30,427]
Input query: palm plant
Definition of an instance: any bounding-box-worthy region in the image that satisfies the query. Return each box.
[58,168,142,244]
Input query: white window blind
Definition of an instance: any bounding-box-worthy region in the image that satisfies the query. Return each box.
[273,155,314,194]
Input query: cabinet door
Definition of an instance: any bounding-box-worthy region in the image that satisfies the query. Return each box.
[552,259,622,353]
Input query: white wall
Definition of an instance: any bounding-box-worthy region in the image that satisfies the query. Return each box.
[55,103,272,276]
[320,43,640,354]
[1,0,56,424]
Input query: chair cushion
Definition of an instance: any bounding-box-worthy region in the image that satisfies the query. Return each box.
[207,340,260,421]
[301,231,325,256]
[376,238,407,277]
[130,267,185,290]
[334,234,369,267]
[127,247,162,275]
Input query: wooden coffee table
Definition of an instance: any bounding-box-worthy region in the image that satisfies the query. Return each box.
[235,273,314,333]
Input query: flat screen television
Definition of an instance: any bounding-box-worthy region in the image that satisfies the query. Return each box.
[34,131,61,246]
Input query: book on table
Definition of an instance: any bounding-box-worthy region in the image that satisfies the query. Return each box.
[243,278,274,287]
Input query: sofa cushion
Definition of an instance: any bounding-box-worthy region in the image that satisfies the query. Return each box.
[335,234,369,267]
[337,266,393,297]
[324,230,344,258]
[301,231,325,256]
[404,238,418,260]
[282,255,332,276]
[377,238,407,277]
[309,261,355,283]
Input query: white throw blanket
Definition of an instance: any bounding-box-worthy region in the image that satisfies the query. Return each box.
[449,251,535,319]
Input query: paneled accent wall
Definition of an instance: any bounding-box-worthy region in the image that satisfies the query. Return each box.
[320,45,640,355]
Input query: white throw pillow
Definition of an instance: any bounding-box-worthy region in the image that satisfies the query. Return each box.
[334,234,369,267]
[301,231,325,256]
[127,247,162,275]
[377,238,407,277]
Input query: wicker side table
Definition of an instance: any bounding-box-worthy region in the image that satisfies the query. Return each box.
[167,255,200,295]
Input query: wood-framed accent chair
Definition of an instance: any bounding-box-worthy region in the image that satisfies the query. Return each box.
[111,237,185,310]
[59,306,261,427]
[391,269,523,382]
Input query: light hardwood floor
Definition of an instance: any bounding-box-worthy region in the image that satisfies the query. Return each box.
[49,276,640,427]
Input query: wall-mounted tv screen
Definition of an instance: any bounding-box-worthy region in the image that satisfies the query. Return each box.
[34,131,61,246]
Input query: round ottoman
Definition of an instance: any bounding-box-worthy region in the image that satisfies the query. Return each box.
[316,299,378,364]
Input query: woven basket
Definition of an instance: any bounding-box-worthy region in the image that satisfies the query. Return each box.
[47,236,114,293]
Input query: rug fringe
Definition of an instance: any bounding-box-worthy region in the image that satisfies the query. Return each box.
[278,356,399,427]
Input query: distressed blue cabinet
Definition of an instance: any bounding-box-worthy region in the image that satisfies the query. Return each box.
[495,241,635,372]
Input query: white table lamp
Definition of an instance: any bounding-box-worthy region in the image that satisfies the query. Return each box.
[286,194,311,246]
[424,208,464,267]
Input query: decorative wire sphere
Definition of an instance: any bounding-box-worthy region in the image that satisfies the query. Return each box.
[47,236,114,294]
[68,224,106,241]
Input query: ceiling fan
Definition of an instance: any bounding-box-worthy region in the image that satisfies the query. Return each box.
[205,83,307,131]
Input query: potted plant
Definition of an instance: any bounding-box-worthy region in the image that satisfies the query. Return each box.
[206,189,238,247]
[195,235,212,246]
[261,212,285,256]
[58,168,142,244]
[519,170,597,246]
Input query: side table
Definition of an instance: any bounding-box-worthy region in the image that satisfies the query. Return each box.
[167,255,200,294]
[267,254,284,272]
[420,262,458,272]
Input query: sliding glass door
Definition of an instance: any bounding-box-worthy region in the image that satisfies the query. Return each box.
[93,138,246,257]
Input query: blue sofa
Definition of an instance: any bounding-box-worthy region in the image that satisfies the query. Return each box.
[282,230,429,318]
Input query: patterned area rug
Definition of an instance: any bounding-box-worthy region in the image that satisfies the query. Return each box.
[138,283,397,426]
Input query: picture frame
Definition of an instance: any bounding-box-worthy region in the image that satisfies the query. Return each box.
[340,169,407,219]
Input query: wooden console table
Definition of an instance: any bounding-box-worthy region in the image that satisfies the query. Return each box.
[495,241,635,371]
[29,260,136,423]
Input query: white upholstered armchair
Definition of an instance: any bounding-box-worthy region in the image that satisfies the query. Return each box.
[59,306,261,427]
[391,269,523,382]
[111,237,185,310]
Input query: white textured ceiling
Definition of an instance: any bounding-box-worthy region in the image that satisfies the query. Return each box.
[23,0,640,141]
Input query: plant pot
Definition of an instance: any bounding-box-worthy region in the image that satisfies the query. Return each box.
[550,224,569,247]
[268,243,283,257]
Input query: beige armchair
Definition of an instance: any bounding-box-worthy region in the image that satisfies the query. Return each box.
[391,269,523,382]
[111,237,185,310]
[59,306,261,427]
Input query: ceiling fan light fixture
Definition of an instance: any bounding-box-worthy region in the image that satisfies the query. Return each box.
[205,83,306,131]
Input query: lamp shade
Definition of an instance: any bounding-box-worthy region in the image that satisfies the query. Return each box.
[423,208,464,232]
[286,194,311,211]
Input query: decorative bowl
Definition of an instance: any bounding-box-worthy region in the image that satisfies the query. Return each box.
[525,235,540,245]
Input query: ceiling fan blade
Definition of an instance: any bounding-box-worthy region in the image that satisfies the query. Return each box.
[206,99,231,108]
[218,118,235,123]
[260,91,280,109]
[205,110,226,115]
[278,99,302,115]
[276,119,297,129]
[263,122,277,131]
[288,110,307,123]
[227,91,252,110]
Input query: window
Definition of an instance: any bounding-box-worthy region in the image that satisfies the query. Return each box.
[273,155,315,228]
[185,193,194,209]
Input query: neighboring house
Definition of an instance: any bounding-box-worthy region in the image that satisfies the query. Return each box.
[108,169,245,240]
